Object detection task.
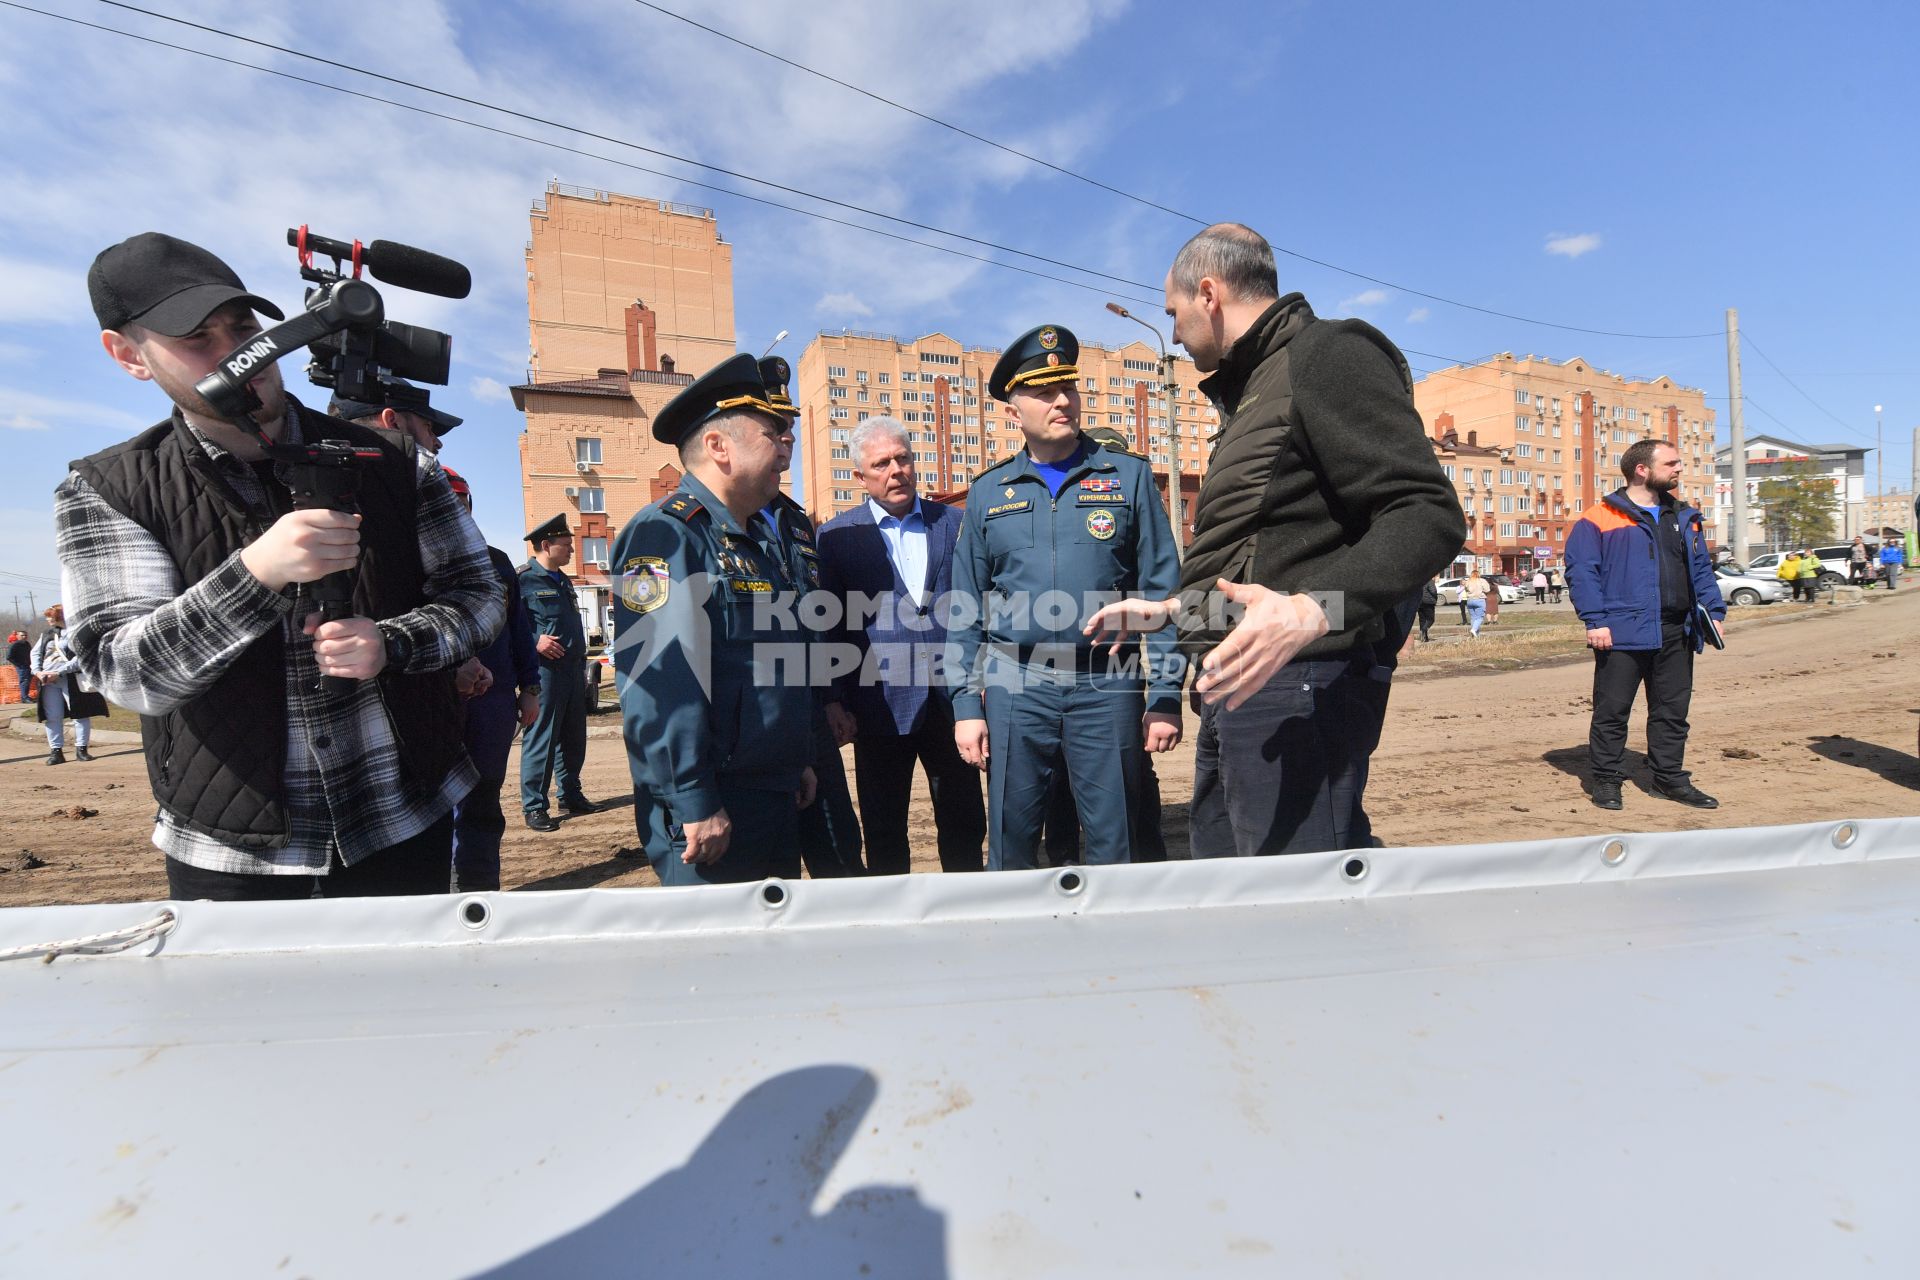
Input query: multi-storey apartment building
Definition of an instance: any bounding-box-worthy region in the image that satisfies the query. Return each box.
[1711,434,1870,549]
[1413,352,1718,576]
[512,182,742,638]
[795,329,1211,534]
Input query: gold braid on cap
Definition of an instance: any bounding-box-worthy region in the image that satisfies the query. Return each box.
[713,393,786,417]
[1005,363,1081,392]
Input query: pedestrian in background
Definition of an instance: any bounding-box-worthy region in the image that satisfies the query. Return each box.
[1417,576,1439,642]
[1484,573,1502,625]
[1879,538,1904,590]
[1546,565,1563,603]
[1462,569,1490,637]
[1776,552,1801,599]
[1794,549,1821,601]
[1532,569,1548,603]
[1849,536,1869,586]
[6,629,29,702]
[518,514,596,832]
[32,604,105,764]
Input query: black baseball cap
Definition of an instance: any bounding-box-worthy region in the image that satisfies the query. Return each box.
[87,232,285,336]
[328,378,464,434]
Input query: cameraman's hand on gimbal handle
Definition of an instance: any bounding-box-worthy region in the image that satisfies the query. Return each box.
[242,509,362,592]
[303,614,388,680]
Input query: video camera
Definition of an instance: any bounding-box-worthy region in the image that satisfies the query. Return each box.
[192,227,472,695]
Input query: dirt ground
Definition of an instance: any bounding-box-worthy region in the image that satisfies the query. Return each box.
[4,591,1916,907]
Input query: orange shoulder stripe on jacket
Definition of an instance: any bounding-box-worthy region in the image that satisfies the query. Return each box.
[1577,502,1637,532]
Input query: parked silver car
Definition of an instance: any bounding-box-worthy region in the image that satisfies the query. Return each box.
[1714,566,1790,606]
[1438,577,1520,605]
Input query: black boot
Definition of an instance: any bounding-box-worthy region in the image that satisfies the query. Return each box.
[75,747,94,762]
[46,748,65,766]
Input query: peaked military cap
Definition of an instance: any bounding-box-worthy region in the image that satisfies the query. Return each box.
[989,323,1081,402]
[652,352,790,446]
[328,376,464,433]
[758,355,798,419]
[1082,424,1134,453]
[526,513,572,545]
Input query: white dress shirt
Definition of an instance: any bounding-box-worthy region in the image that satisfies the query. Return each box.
[868,496,929,604]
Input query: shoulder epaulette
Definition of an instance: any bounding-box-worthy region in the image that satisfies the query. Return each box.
[661,492,707,524]
[977,454,1018,479]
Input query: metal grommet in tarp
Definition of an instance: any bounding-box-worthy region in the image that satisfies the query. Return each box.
[1054,868,1086,897]
[759,881,790,911]
[1831,822,1859,850]
[458,898,491,931]
[1601,839,1628,866]
[1341,856,1369,882]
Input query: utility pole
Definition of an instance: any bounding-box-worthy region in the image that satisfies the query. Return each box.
[1874,403,1884,529]
[1160,350,1183,550]
[1725,309,1748,564]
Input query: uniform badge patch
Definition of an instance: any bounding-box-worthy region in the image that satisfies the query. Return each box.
[1086,510,1117,540]
[1037,327,1059,350]
[987,499,1033,518]
[618,556,670,614]
[1004,487,1016,498]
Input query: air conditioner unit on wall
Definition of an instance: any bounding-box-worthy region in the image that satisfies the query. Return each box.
[576,461,593,473]
[564,486,579,499]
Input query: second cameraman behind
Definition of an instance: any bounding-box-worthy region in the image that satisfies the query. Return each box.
[55,231,504,900]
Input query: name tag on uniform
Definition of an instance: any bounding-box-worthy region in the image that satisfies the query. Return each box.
[729,578,774,593]
[1077,492,1127,504]
[985,500,1032,517]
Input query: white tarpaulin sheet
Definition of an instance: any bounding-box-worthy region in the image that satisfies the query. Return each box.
[2,818,1915,1277]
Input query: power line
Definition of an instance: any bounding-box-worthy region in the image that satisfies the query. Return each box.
[83,0,1160,295]
[628,0,1203,227]
[1739,331,1875,444]
[0,2,1162,307]
[627,0,1725,343]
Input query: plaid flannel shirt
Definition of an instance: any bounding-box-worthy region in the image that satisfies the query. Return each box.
[53,401,505,875]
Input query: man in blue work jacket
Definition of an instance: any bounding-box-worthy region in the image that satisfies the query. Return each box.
[609,354,818,885]
[1565,438,1726,813]
[950,323,1183,869]
[519,512,596,831]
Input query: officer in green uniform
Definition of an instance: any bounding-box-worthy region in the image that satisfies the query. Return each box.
[609,353,818,885]
[951,324,1183,869]
[518,513,595,831]
[758,356,865,877]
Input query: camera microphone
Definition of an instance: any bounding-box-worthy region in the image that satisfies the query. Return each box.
[288,227,472,300]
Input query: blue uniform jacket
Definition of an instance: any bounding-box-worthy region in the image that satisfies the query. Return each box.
[950,439,1182,719]
[518,558,586,669]
[816,496,963,737]
[472,546,538,714]
[1565,489,1726,652]
[610,473,814,823]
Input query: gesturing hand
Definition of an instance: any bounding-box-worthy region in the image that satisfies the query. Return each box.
[1194,580,1329,711]
[302,614,386,680]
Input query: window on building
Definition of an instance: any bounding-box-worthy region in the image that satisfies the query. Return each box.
[878,392,891,405]
[578,487,605,514]
[831,469,854,481]
[877,372,891,385]
[1500,496,1515,513]
[1518,495,1531,512]
[1441,464,1454,479]
[1518,470,1532,485]
[830,429,850,442]
[1500,468,1514,484]
[827,365,847,379]
[1515,389,1531,404]
[899,371,917,383]
[920,352,959,366]
[1625,407,1637,421]
[856,389,869,403]
[1553,476,1562,489]
[829,386,847,400]
[830,407,849,420]
[1516,415,1531,432]
[581,536,608,567]
[575,437,602,466]
[1574,448,1583,461]
[856,412,870,422]
[1550,449,1562,463]
[1500,522,1516,537]
[831,446,849,460]
[1481,469,1493,486]
[1550,398,1561,414]
[834,488,856,503]
[1517,443,1532,458]
[855,370,868,384]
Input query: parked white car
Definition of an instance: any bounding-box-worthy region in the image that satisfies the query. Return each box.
[1438,577,1520,605]
[1714,567,1790,606]
[1742,544,1858,587]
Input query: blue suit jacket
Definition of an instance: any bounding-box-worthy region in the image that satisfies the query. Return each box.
[817,497,961,736]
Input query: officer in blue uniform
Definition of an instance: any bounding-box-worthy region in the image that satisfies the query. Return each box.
[519,512,595,831]
[951,324,1183,869]
[759,356,865,877]
[610,353,818,885]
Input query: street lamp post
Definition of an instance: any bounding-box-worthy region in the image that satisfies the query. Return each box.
[1106,301,1184,549]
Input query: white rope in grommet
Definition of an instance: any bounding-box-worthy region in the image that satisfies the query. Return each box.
[0,909,178,965]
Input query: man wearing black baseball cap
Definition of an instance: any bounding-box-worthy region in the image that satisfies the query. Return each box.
[51,231,503,900]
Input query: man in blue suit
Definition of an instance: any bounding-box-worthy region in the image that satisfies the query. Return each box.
[817,417,984,875]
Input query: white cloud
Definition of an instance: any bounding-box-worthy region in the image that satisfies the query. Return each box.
[1406,306,1430,323]
[0,258,85,325]
[0,387,146,433]
[469,375,511,404]
[1545,232,1602,259]
[816,291,874,319]
[1338,288,1389,311]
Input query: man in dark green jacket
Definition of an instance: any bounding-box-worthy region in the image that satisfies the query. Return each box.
[1086,224,1464,855]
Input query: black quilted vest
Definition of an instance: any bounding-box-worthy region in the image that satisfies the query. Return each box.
[72,403,465,848]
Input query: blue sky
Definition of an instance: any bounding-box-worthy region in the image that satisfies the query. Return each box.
[1,0,1914,610]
